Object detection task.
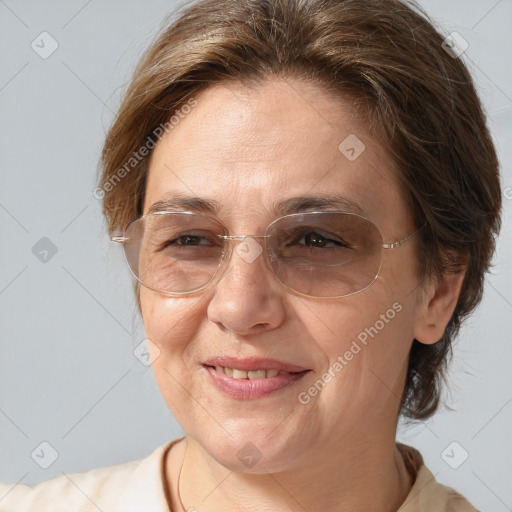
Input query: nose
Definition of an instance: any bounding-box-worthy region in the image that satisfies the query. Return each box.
[206,236,286,335]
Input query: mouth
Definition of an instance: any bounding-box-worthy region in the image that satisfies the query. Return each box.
[202,358,311,400]
[202,356,310,374]
[203,364,304,379]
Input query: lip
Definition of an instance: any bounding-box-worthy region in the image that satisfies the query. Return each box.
[203,356,310,373]
[203,365,311,400]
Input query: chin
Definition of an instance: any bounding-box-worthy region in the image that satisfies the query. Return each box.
[192,422,309,473]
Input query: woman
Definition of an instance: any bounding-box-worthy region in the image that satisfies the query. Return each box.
[0,0,501,510]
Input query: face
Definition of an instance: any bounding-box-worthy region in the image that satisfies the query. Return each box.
[140,78,422,472]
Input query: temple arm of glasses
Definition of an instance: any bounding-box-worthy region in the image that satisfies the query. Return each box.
[110,236,127,243]
[382,240,406,249]
[382,222,427,250]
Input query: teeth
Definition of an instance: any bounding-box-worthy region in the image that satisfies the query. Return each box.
[212,366,289,378]
[247,370,266,379]
[232,369,248,379]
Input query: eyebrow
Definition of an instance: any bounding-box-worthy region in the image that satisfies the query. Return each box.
[147,192,365,217]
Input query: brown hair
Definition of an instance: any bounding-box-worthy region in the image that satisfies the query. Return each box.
[98,0,502,420]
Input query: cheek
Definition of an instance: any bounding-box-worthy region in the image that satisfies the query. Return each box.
[305,297,403,356]
[314,255,420,418]
[140,287,204,360]
[307,295,413,404]
[140,289,206,423]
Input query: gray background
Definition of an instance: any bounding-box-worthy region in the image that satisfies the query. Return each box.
[0,0,511,510]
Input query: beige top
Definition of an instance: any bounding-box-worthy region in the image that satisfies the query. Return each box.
[0,437,479,511]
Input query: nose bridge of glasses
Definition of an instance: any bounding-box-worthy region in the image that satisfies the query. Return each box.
[215,233,275,277]
[218,234,270,264]
[221,234,269,241]
[213,233,275,293]
[218,235,272,267]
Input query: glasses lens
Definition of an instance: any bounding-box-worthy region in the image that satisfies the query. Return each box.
[123,212,226,294]
[266,212,383,298]
[122,211,383,298]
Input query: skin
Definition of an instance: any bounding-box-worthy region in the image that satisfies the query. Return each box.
[140,78,465,511]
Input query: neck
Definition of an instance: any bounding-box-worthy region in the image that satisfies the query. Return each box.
[168,427,413,512]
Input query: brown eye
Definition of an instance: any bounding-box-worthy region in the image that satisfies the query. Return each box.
[286,229,350,249]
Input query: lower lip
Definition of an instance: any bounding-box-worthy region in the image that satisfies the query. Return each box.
[203,365,310,400]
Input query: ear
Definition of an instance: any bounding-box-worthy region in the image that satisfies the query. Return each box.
[414,267,466,344]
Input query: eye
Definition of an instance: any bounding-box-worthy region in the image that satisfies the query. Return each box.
[174,234,212,246]
[287,229,350,249]
[158,231,222,250]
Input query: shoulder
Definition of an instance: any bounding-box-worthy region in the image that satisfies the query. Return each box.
[0,438,181,512]
[397,443,480,512]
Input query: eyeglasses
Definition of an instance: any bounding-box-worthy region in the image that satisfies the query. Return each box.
[111,210,424,300]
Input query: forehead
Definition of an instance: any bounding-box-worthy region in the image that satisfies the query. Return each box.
[144,79,409,232]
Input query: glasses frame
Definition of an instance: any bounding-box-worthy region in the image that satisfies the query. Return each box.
[111,210,426,300]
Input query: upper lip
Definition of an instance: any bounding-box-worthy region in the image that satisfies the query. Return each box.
[203,356,310,373]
